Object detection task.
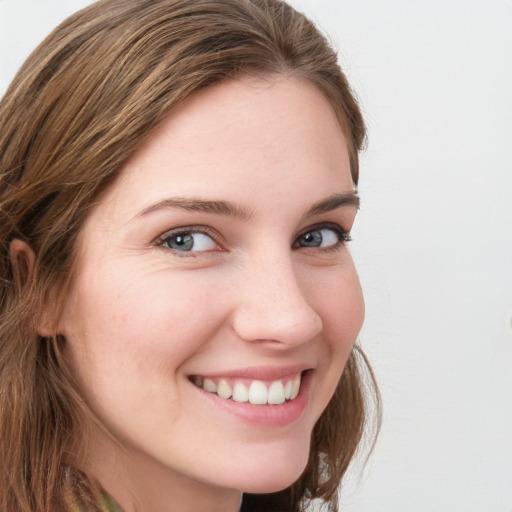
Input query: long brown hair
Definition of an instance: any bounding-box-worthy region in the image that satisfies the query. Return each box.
[0,1,380,511]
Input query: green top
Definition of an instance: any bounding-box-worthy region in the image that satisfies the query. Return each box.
[68,491,124,512]
[98,493,124,512]
[62,465,124,512]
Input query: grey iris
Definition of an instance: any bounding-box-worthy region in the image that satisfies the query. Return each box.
[298,230,322,247]
[169,233,194,251]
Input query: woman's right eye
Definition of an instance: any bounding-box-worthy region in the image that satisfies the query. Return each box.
[158,230,218,253]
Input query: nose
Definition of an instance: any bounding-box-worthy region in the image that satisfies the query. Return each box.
[230,252,323,347]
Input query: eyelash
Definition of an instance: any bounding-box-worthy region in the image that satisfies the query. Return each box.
[294,222,352,251]
[154,225,221,256]
[154,222,352,256]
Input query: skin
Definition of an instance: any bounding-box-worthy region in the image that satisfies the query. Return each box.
[53,75,364,512]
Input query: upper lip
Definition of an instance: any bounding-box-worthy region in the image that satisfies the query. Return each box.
[189,364,313,381]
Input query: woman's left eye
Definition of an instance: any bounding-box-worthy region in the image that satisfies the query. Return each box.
[158,230,218,252]
[294,225,350,249]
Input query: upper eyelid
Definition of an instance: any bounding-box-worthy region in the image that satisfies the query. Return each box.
[153,225,222,246]
[295,221,348,237]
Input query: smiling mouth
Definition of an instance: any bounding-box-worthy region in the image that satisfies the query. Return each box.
[190,373,304,405]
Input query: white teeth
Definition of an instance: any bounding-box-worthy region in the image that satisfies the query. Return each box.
[232,382,249,403]
[197,374,303,405]
[268,380,285,405]
[217,379,232,399]
[284,380,292,400]
[203,379,217,393]
[290,375,301,400]
[249,380,268,404]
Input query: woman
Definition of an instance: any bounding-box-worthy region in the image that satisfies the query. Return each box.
[0,1,380,511]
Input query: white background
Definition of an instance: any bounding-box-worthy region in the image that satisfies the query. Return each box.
[1,1,511,511]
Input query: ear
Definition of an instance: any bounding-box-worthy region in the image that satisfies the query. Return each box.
[9,238,36,281]
[9,238,54,337]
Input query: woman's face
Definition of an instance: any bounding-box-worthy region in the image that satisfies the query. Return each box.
[58,76,364,508]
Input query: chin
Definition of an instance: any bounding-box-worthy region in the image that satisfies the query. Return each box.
[232,447,310,495]
[241,474,304,495]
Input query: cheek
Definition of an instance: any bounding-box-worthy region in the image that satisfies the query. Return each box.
[309,261,364,349]
[59,267,225,395]
[67,261,212,333]
[300,259,364,412]
[59,271,231,446]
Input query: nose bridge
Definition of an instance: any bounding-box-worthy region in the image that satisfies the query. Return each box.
[231,246,322,346]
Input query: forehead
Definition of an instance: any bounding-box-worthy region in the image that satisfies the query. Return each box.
[85,76,353,226]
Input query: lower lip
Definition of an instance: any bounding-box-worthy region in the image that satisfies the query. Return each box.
[194,371,312,428]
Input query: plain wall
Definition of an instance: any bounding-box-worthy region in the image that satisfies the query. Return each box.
[1,1,511,511]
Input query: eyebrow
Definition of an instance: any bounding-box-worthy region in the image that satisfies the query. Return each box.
[136,191,359,220]
[137,197,252,220]
[304,192,360,218]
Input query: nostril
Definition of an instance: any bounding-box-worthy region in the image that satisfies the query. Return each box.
[231,304,322,347]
